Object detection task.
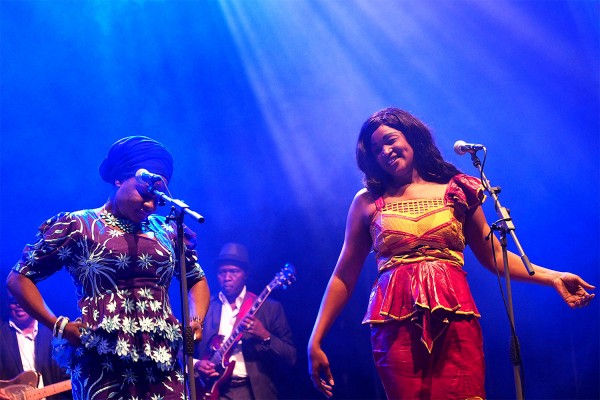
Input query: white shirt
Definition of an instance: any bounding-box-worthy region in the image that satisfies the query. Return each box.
[9,319,45,389]
[218,286,248,379]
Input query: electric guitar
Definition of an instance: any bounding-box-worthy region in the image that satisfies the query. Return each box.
[196,263,296,400]
[0,371,72,400]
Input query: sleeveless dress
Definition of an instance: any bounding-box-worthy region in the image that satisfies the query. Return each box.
[13,209,205,400]
[364,174,486,400]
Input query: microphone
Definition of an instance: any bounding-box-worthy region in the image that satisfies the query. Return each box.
[135,168,163,184]
[453,140,485,155]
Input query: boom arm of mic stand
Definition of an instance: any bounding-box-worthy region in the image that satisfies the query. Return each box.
[151,189,205,224]
[469,153,534,276]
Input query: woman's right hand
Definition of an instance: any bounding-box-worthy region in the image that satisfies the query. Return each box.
[552,272,595,308]
[308,344,335,398]
[62,320,85,347]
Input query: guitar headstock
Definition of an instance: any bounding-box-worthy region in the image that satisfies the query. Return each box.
[274,263,296,290]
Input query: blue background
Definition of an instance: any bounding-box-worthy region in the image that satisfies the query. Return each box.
[1,1,598,399]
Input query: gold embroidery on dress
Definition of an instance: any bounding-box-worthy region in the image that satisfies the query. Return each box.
[382,199,444,215]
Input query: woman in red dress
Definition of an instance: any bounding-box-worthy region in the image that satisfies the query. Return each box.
[308,107,595,399]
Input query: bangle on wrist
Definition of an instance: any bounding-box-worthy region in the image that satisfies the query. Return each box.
[53,316,66,337]
[57,317,70,339]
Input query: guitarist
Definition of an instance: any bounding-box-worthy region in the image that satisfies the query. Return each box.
[194,243,296,400]
[0,289,71,400]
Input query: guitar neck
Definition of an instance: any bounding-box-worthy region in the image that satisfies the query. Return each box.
[26,380,72,400]
[211,283,276,364]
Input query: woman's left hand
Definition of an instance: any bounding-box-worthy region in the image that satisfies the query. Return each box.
[552,272,595,308]
[190,318,204,341]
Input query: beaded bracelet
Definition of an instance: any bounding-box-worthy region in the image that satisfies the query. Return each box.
[190,316,204,329]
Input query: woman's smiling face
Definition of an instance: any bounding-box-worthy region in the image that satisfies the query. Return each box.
[370,125,415,182]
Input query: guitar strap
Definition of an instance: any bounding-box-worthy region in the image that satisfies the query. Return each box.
[234,292,257,328]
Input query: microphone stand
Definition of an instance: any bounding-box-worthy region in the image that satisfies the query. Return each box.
[149,186,205,400]
[468,151,534,400]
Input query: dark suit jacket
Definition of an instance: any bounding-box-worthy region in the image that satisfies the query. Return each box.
[195,294,297,400]
[0,321,72,399]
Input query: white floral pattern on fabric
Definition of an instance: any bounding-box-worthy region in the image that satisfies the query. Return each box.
[13,209,205,380]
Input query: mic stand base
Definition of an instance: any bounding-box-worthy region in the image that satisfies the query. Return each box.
[498,230,524,400]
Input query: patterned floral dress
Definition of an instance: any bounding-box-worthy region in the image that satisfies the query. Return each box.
[13,209,205,400]
[363,174,486,399]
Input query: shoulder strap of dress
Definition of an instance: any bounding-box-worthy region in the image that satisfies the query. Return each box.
[375,197,385,211]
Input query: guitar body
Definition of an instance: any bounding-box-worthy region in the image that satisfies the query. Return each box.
[195,264,295,400]
[0,371,40,389]
[196,361,236,400]
[0,371,40,400]
[196,334,238,400]
[0,371,71,400]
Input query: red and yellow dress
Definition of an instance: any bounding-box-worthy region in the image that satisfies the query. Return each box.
[364,174,486,400]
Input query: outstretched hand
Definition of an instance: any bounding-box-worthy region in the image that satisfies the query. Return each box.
[308,345,335,398]
[553,272,595,308]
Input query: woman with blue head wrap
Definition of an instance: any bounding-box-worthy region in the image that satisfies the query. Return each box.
[99,135,174,185]
[98,136,174,225]
[7,136,210,400]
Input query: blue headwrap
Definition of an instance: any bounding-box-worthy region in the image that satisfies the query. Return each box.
[99,136,174,184]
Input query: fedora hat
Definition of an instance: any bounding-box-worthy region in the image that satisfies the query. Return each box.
[215,243,250,270]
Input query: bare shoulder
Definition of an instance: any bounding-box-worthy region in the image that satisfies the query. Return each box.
[349,188,377,219]
[353,188,376,205]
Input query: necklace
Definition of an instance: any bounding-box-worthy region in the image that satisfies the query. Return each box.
[100,209,150,234]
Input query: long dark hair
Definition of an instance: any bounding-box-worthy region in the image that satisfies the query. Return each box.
[356,107,461,197]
